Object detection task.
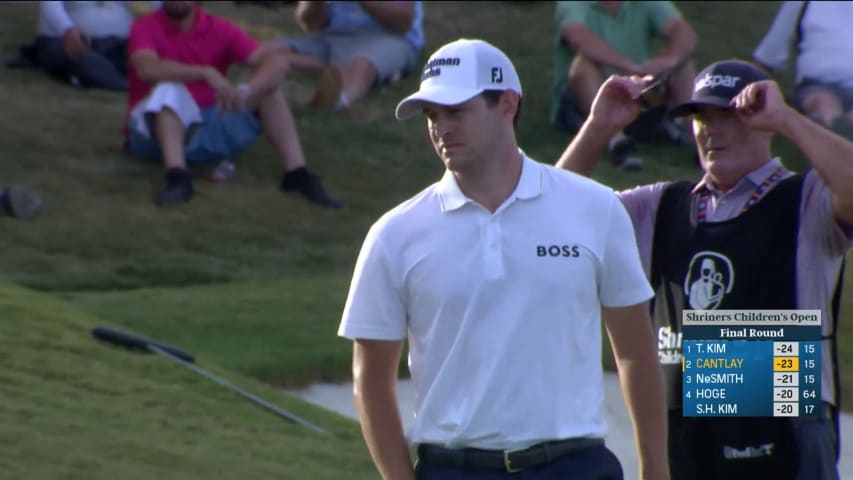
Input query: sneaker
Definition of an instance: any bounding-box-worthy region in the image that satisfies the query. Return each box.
[608,136,644,172]
[157,168,194,205]
[307,66,343,111]
[619,155,644,171]
[280,169,343,209]
[0,185,42,219]
[207,159,236,183]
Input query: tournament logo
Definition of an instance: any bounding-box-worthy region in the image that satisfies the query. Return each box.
[658,325,682,364]
[683,251,734,310]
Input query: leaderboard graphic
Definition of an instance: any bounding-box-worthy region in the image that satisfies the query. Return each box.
[682,310,822,417]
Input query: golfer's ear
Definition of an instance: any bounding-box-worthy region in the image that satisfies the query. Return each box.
[500,90,520,119]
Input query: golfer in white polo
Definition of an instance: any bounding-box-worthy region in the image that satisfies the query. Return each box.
[338,38,669,480]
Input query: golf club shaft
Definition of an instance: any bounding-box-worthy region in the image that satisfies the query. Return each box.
[92,326,194,362]
[147,345,330,435]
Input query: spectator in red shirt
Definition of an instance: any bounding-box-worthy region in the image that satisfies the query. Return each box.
[125,0,341,207]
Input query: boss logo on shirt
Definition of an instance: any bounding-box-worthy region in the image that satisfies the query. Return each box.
[536,245,580,258]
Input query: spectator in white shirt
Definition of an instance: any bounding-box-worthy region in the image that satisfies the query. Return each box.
[26,1,159,90]
[753,1,853,136]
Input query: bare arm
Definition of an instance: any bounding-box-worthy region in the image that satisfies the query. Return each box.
[242,45,289,99]
[131,50,249,111]
[734,80,853,226]
[655,18,696,64]
[778,107,853,226]
[295,0,328,32]
[603,302,670,480]
[358,1,415,34]
[561,22,641,74]
[131,50,214,85]
[555,117,617,176]
[556,76,647,175]
[353,339,414,480]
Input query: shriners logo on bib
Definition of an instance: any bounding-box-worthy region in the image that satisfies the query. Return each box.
[683,251,735,310]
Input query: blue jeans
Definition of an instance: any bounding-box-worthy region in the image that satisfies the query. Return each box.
[127,107,261,166]
[415,444,623,480]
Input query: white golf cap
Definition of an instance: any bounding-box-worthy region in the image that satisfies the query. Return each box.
[395,38,523,120]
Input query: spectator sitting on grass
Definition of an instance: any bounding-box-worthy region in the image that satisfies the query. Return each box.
[124,0,341,208]
[752,1,853,138]
[9,1,161,91]
[273,0,424,111]
[550,0,697,171]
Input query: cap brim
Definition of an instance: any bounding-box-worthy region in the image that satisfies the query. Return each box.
[395,85,484,120]
[669,95,734,119]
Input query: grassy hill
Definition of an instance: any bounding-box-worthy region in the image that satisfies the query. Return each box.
[0,282,375,479]
[0,1,849,478]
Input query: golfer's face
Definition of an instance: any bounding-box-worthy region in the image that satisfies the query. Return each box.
[423,95,498,171]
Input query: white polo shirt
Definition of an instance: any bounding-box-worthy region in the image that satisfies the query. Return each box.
[338,154,653,450]
[753,1,853,88]
[38,1,136,39]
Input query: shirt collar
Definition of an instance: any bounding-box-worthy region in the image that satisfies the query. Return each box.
[692,157,787,194]
[436,151,543,212]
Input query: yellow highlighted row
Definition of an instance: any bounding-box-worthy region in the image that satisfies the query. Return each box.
[773,357,799,372]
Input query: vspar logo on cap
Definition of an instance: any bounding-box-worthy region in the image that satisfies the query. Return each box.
[695,73,742,92]
[421,56,461,81]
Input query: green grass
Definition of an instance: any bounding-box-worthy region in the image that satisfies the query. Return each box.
[0,1,850,477]
[63,277,355,387]
[0,282,376,479]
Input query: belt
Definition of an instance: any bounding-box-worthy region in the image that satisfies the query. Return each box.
[416,437,605,473]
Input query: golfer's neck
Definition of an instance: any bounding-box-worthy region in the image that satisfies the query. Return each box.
[456,149,522,213]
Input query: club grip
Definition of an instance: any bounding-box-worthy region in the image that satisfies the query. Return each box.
[92,326,195,363]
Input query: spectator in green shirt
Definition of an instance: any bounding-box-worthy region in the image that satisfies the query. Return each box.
[550,0,697,171]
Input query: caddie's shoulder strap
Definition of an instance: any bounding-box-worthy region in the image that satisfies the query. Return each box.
[795,0,811,54]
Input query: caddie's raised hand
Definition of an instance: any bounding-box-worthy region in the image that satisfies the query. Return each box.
[730,80,795,132]
[587,75,647,133]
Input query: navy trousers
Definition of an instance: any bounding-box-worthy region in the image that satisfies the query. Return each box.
[33,35,128,91]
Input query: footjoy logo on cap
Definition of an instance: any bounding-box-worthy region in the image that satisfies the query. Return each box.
[695,74,741,92]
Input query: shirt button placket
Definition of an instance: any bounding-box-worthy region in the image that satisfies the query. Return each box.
[483,216,504,279]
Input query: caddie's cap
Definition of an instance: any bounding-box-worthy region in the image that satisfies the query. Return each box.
[670,59,769,118]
